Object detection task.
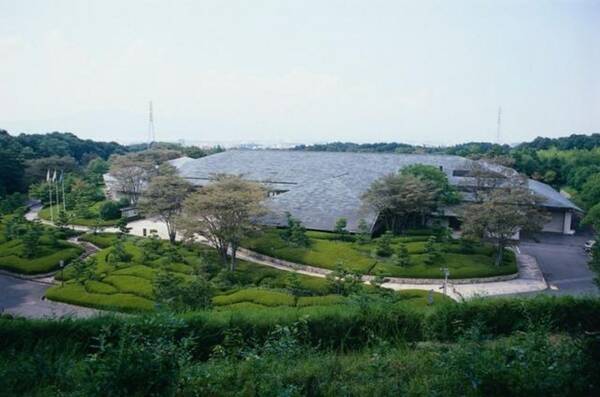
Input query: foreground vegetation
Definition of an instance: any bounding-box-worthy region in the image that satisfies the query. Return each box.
[243,228,517,278]
[47,233,450,313]
[1,295,599,396]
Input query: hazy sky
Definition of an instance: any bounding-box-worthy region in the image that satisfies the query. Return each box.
[1,0,599,145]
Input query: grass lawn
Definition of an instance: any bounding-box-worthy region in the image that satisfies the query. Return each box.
[0,217,83,274]
[243,228,517,279]
[38,200,119,226]
[47,233,452,313]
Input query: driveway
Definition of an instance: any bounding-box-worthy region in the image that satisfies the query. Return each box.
[519,233,599,296]
[0,274,99,318]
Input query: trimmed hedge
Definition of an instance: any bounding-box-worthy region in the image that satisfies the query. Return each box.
[213,288,296,307]
[46,284,154,312]
[85,280,118,294]
[103,275,154,299]
[79,233,119,249]
[0,246,83,274]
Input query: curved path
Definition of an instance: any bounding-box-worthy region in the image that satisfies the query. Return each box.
[0,274,99,318]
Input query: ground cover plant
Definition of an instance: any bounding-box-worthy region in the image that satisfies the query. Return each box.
[0,295,599,396]
[0,214,83,274]
[47,233,450,313]
[243,228,517,279]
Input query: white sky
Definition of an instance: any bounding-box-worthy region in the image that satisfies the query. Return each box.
[1,0,599,145]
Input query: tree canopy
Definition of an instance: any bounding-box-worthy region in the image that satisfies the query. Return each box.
[179,175,266,270]
[139,175,191,243]
[462,187,548,265]
[362,173,439,233]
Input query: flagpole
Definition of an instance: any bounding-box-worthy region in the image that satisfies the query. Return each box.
[47,169,54,223]
[61,170,66,211]
[55,169,60,215]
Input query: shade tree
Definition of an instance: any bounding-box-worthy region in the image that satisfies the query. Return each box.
[462,187,548,266]
[362,173,439,234]
[179,175,266,271]
[138,175,191,243]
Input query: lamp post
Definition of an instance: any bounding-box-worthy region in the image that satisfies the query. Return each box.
[440,267,450,296]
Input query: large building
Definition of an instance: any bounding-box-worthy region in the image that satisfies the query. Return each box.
[165,150,581,235]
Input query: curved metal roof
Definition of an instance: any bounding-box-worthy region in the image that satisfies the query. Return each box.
[171,150,580,231]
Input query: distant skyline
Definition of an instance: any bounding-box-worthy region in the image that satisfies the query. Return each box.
[1,0,599,145]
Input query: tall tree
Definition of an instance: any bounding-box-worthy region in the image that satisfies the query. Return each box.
[400,163,461,204]
[138,175,191,243]
[462,187,548,265]
[179,175,266,270]
[361,173,439,233]
[108,154,157,205]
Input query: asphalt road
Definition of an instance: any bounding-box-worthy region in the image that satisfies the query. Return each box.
[519,233,599,296]
[0,274,98,318]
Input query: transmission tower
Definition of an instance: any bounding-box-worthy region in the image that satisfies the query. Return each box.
[148,101,156,149]
[496,106,502,144]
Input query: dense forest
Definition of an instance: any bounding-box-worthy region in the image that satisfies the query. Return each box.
[0,130,221,199]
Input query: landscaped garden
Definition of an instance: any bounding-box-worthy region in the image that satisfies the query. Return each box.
[0,213,83,274]
[242,227,518,279]
[46,232,452,313]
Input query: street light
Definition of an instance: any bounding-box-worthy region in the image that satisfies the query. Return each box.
[440,267,450,296]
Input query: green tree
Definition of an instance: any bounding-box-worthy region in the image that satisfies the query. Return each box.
[21,221,43,258]
[326,264,363,296]
[56,210,70,230]
[153,271,213,311]
[462,187,548,266]
[108,153,158,205]
[107,240,132,264]
[281,212,310,247]
[116,217,131,236]
[375,231,394,257]
[138,175,191,243]
[179,175,266,270]
[582,203,600,230]
[355,218,371,244]
[70,257,94,284]
[99,201,121,220]
[286,272,305,298]
[579,173,600,210]
[393,243,411,267]
[400,163,461,204]
[588,234,600,286]
[424,236,441,265]
[334,217,349,240]
[362,173,439,233]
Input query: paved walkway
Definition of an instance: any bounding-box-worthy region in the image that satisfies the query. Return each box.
[0,274,99,319]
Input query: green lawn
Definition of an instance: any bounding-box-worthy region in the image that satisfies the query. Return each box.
[38,200,119,226]
[243,228,517,279]
[0,217,83,274]
[47,233,452,313]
